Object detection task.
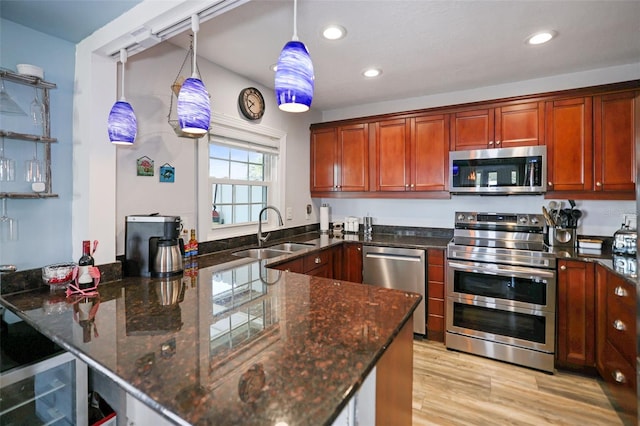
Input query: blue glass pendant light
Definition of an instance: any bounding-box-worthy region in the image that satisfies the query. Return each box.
[275,0,314,112]
[177,15,210,135]
[108,49,137,145]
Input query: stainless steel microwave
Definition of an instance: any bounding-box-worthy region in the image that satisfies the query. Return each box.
[449,146,547,195]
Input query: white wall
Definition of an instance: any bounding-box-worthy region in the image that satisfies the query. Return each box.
[114,41,321,255]
[323,197,634,238]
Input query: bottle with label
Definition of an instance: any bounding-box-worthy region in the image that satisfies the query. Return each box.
[78,240,94,289]
[188,229,198,257]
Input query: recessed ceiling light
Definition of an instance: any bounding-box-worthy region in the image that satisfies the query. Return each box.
[526,31,557,45]
[363,68,382,78]
[322,24,346,40]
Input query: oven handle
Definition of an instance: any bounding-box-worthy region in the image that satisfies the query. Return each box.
[447,260,556,280]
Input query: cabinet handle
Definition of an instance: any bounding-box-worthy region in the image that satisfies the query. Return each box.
[405,184,409,188]
[488,141,494,146]
[548,182,553,187]
[614,286,628,297]
[596,181,602,187]
[285,268,291,272]
[410,184,415,188]
[357,247,361,251]
[612,370,626,384]
[315,257,321,264]
[495,140,501,145]
[613,319,626,331]
[560,265,567,270]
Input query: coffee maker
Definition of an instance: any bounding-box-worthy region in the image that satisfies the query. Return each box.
[124,214,184,277]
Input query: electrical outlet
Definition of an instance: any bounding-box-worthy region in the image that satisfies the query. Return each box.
[286,207,293,220]
[305,204,312,220]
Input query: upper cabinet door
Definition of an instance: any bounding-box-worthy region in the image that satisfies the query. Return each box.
[374,119,410,191]
[310,127,338,192]
[545,97,593,192]
[412,114,449,191]
[338,123,369,191]
[495,102,544,148]
[593,91,637,192]
[450,109,493,150]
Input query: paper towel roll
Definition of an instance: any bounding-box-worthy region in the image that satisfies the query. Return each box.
[320,204,329,232]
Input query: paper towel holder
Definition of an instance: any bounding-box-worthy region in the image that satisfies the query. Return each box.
[320,203,330,234]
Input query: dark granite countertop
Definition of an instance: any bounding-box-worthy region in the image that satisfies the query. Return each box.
[0,249,421,425]
[1,228,635,425]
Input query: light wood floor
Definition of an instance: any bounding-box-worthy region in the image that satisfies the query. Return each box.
[412,340,626,426]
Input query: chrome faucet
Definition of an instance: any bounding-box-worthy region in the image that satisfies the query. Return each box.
[257,206,284,247]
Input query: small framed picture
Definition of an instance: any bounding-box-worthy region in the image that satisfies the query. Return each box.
[137,156,154,176]
[159,163,175,183]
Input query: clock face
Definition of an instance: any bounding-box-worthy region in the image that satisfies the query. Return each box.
[239,87,265,120]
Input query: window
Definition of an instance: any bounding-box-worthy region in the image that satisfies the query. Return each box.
[198,113,286,241]
[209,141,275,226]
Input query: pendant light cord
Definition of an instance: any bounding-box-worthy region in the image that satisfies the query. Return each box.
[292,0,299,41]
[191,15,200,78]
[119,49,127,101]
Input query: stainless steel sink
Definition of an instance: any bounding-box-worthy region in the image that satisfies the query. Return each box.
[267,242,316,252]
[232,242,316,259]
[232,248,290,259]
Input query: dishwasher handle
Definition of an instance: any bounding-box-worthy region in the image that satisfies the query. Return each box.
[364,252,423,262]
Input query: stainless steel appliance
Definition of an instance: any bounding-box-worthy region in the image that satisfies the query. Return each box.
[449,146,546,195]
[362,246,426,334]
[124,214,183,277]
[151,238,183,277]
[446,212,557,373]
[613,225,637,255]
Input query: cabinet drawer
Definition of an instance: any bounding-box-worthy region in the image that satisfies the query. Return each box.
[303,249,332,272]
[427,249,444,265]
[602,341,638,420]
[606,303,636,365]
[272,257,304,273]
[602,340,636,391]
[428,282,444,299]
[428,265,444,283]
[607,276,635,313]
[428,298,444,316]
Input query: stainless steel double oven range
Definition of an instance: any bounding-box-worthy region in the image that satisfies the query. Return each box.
[446,212,556,373]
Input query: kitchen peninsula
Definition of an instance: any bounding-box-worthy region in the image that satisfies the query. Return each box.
[0,245,420,425]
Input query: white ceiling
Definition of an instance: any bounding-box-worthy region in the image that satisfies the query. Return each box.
[2,0,640,112]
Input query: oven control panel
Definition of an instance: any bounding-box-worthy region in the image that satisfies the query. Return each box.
[454,212,544,230]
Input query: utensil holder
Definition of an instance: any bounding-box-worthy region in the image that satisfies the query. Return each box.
[546,227,577,248]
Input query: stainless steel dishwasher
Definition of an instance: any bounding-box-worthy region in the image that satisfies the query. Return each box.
[362,246,426,335]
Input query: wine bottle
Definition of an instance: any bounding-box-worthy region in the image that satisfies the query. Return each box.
[78,240,94,289]
[189,229,198,256]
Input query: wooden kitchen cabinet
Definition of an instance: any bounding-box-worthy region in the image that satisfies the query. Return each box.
[546,97,593,193]
[372,115,449,193]
[271,256,304,273]
[426,249,445,342]
[546,90,636,199]
[310,124,369,193]
[556,259,596,368]
[595,264,637,422]
[450,101,544,151]
[342,242,363,283]
[593,91,637,194]
[304,247,336,277]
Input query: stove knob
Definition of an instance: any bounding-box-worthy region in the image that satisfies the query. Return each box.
[519,216,528,224]
[530,217,539,224]
[457,214,465,221]
[467,215,474,221]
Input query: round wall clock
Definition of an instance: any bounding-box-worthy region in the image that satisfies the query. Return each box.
[238,87,265,120]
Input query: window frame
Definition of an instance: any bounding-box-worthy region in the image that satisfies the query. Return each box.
[197,112,286,242]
